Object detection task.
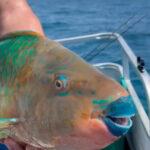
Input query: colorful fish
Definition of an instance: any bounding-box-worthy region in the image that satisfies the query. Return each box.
[0,31,135,150]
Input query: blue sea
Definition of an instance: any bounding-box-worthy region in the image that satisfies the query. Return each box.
[29,0,150,114]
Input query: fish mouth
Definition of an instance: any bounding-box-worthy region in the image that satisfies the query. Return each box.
[102,96,136,136]
[106,116,130,126]
[103,116,132,136]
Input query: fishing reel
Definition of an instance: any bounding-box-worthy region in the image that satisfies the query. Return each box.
[137,56,145,73]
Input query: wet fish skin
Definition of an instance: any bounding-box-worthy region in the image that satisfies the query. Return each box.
[0,31,129,150]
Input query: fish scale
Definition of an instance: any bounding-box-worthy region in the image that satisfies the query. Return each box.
[0,32,39,83]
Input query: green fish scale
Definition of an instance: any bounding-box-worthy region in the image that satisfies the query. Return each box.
[0,33,39,83]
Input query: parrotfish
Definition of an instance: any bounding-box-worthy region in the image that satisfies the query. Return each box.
[0,31,135,150]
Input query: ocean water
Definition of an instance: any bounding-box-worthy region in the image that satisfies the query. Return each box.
[29,0,150,113]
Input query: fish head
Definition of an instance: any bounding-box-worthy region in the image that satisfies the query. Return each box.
[15,39,135,150]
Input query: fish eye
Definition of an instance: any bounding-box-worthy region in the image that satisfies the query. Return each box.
[55,80,64,90]
[54,74,68,90]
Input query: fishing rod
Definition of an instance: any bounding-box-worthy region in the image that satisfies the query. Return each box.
[82,14,138,60]
[83,14,146,61]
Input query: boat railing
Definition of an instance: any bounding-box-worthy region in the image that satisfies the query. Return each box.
[56,32,150,137]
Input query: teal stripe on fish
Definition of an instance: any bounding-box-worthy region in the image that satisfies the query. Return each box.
[57,92,70,97]
[92,97,113,110]
[92,99,110,105]
[0,118,18,123]
[120,76,127,89]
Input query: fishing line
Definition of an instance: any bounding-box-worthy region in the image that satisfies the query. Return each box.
[83,14,146,61]
[82,14,138,60]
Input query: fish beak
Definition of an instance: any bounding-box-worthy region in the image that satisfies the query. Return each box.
[102,96,136,136]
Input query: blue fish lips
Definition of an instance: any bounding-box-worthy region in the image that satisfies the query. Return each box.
[103,96,136,137]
